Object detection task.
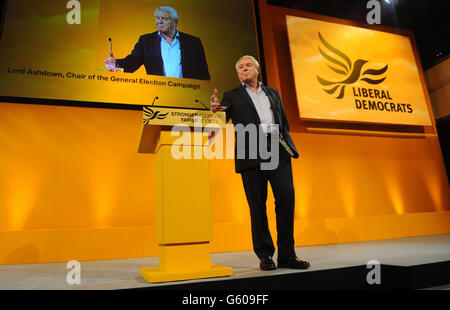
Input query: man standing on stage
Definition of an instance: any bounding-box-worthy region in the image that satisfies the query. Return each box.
[210,55,310,270]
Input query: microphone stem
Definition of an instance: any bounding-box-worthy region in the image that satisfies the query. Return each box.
[196,100,208,110]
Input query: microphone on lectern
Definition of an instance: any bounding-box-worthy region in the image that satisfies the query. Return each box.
[151,96,159,106]
[194,99,209,110]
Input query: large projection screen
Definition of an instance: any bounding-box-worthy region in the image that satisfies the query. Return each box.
[286,15,433,126]
[0,0,259,109]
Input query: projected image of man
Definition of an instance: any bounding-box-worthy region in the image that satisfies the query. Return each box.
[104,6,210,80]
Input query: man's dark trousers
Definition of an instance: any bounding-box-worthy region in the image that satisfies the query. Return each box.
[239,139,296,262]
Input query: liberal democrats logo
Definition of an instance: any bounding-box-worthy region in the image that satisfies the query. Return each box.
[143,106,168,124]
[316,32,388,99]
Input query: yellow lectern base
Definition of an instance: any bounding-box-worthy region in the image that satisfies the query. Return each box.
[140,243,233,283]
[140,264,233,283]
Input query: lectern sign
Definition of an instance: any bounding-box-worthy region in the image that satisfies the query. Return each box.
[286,15,432,126]
[142,107,226,128]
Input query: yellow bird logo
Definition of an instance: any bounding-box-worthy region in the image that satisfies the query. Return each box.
[316,32,388,99]
[143,106,168,124]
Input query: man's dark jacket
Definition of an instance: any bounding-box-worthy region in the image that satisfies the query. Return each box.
[116,31,210,80]
[220,84,299,173]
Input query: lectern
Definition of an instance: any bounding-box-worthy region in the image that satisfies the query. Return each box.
[138,106,233,283]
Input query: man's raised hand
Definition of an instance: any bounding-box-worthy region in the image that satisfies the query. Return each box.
[210,88,227,113]
[104,52,120,72]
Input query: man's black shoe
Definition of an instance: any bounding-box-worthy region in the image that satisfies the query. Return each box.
[278,257,310,269]
[259,256,277,270]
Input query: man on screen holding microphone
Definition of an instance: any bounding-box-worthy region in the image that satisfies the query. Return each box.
[104,6,210,80]
[210,55,310,271]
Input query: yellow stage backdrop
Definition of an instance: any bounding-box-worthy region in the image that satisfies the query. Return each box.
[0,0,449,264]
[286,16,432,126]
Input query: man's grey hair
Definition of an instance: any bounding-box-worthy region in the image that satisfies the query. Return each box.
[154,6,178,22]
[235,55,259,72]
